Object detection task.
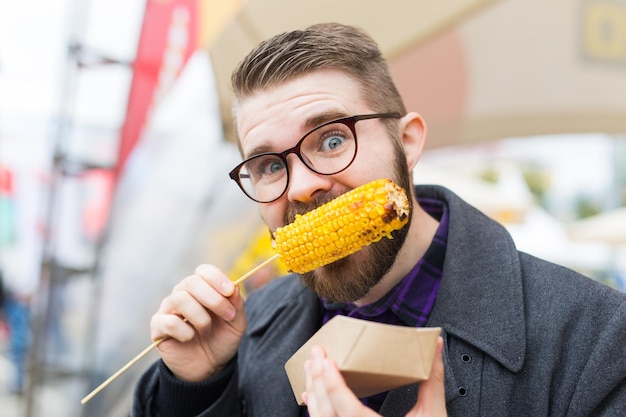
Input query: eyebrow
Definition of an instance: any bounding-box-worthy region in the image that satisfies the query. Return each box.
[243,110,350,159]
[303,110,350,131]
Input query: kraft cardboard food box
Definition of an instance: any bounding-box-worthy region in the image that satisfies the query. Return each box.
[284,315,441,404]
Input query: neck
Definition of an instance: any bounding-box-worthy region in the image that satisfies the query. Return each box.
[354,197,439,306]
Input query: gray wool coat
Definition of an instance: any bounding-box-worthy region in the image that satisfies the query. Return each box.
[133,185,626,417]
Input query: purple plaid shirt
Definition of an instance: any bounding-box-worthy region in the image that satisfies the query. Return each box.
[320,197,448,412]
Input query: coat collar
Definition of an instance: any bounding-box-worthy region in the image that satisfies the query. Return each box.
[419,185,526,372]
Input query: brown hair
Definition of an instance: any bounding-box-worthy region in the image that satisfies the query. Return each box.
[231,23,406,138]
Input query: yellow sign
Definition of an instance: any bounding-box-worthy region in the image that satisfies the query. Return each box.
[583,0,626,62]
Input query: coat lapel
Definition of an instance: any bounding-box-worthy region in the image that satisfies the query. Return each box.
[420,185,526,372]
[242,276,322,416]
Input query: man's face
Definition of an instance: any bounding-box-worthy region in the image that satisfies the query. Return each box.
[236,69,412,302]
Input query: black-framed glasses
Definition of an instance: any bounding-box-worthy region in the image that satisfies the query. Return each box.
[229,112,401,203]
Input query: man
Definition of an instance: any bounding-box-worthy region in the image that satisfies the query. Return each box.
[133,23,626,416]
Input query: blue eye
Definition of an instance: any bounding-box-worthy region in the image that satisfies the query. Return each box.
[245,155,286,182]
[265,159,285,174]
[321,135,345,151]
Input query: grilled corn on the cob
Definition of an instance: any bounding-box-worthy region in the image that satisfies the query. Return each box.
[273,178,410,273]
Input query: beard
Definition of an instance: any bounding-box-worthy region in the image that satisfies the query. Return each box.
[287,143,414,303]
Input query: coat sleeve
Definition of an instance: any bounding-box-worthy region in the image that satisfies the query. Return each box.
[131,358,242,417]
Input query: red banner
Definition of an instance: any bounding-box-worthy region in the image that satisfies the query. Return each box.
[117,0,198,177]
[0,165,15,245]
[81,169,116,242]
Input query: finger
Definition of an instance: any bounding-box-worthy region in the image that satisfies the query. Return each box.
[151,283,215,341]
[175,274,237,322]
[320,358,379,417]
[194,264,236,297]
[408,336,447,417]
[305,347,333,417]
[190,265,246,325]
[305,346,374,417]
[150,268,233,342]
[150,309,196,343]
[165,288,215,328]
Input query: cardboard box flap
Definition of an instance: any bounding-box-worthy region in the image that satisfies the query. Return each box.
[284,315,441,404]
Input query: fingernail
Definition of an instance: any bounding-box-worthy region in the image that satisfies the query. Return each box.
[222,281,234,295]
[225,306,236,321]
[310,345,323,358]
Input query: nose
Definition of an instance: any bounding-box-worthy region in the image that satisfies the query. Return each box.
[285,154,332,204]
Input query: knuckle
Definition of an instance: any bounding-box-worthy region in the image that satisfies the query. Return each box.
[194,263,216,277]
[174,275,195,292]
[195,264,227,285]
[169,289,188,305]
[192,310,212,330]
[163,316,178,334]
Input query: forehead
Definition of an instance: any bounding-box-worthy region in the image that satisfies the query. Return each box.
[236,70,368,157]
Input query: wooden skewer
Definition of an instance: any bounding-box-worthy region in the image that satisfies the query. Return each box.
[80,254,281,405]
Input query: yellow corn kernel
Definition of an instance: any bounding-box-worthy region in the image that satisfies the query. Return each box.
[272,178,410,273]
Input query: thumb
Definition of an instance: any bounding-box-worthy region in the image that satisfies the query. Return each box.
[407,336,447,417]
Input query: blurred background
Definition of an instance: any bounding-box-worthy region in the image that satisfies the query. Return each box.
[1,0,625,416]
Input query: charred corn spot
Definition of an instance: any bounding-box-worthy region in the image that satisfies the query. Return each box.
[272,178,410,273]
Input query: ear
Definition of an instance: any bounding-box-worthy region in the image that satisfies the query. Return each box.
[400,112,427,171]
